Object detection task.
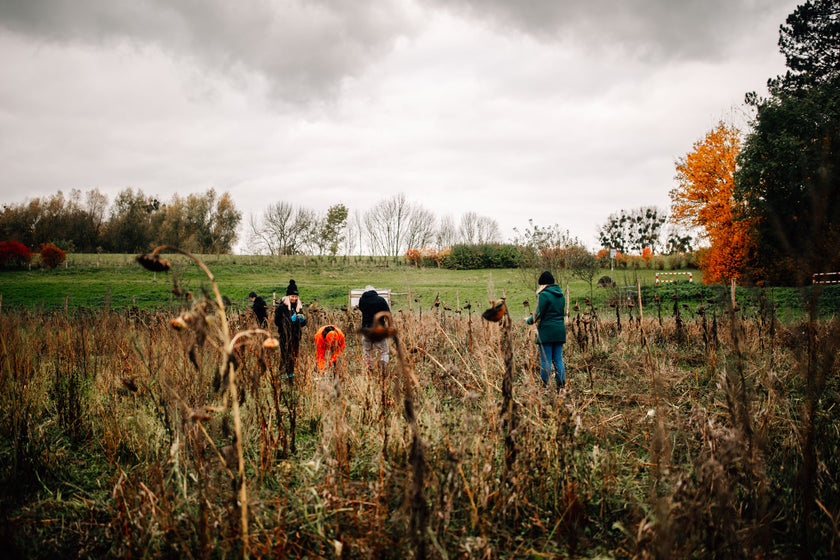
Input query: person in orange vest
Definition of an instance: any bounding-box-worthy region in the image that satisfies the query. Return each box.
[314,324,345,373]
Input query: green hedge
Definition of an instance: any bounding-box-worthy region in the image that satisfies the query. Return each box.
[441,244,522,269]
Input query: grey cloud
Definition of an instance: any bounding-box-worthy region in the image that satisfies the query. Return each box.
[420,0,792,62]
[0,0,421,102]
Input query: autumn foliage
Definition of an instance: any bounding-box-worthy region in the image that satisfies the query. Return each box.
[670,122,752,284]
[39,242,66,269]
[0,240,32,269]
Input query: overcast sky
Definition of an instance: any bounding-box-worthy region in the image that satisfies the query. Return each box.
[0,0,801,252]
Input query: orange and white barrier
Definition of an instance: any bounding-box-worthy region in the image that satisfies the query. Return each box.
[813,272,840,284]
[655,272,693,285]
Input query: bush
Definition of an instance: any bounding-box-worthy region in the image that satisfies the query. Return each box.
[405,248,423,267]
[0,240,33,269]
[40,243,66,269]
[406,248,451,268]
[441,243,522,269]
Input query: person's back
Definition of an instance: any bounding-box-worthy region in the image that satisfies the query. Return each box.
[249,291,268,328]
[358,286,391,374]
[526,271,567,390]
[359,289,390,328]
[533,285,566,344]
[315,324,345,372]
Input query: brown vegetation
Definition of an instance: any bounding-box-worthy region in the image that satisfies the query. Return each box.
[1,274,839,558]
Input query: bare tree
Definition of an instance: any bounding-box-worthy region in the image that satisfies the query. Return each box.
[352,209,365,257]
[436,214,457,249]
[512,219,578,288]
[343,210,358,256]
[475,215,502,243]
[458,211,501,244]
[458,211,480,244]
[598,206,667,254]
[364,193,413,257]
[290,207,318,255]
[84,188,109,242]
[247,201,319,255]
[405,207,437,251]
[245,214,271,255]
[248,201,294,255]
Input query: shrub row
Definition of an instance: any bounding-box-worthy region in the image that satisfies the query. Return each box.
[0,240,66,269]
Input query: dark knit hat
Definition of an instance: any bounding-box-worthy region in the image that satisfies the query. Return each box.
[285,279,298,296]
[538,271,555,285]
[248,291,257,298]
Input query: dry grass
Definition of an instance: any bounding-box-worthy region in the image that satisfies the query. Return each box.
[1,272,839,559]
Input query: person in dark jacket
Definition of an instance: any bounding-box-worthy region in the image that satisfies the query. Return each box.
[525,271,567,390]
[249,291,269,328]
[274,279,306,379]
[358,285,390,374]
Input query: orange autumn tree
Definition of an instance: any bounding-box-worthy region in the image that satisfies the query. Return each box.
[669,122,753,284]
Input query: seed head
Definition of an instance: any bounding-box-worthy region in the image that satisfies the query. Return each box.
[121,376,138,393]
[136,253,171,272]
[359,325,395,342]
[481,300,507,322]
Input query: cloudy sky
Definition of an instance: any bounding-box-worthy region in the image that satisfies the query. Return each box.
[0,0,801,252]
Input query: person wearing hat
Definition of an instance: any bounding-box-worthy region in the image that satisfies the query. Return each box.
[525,271,567,391]
[358,285,390,375]
[274,279,306,379]
[314,324,346,373]
[248,291,269,328]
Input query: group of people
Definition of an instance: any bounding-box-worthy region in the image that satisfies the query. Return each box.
[247,271,566,391]
[248,281,390,378]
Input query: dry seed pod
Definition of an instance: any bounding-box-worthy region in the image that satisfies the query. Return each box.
[136,253,171,272]
[481,300,506,322]
[358,325,395,342]
[121,376,138,393]
[359,310,395,342]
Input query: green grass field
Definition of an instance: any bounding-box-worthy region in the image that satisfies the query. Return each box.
[0,253,702,312]
[4,252,840,320]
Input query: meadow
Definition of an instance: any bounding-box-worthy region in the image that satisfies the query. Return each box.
[1,253,839,558]
[0,253,679,313]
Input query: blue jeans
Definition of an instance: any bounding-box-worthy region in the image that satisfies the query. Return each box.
[538,343,565,386]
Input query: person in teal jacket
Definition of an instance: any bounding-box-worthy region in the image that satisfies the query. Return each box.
[525,271,567,390]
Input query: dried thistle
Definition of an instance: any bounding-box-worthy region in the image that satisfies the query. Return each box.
[358,311,397,342]
[135,253,171,272]
[481,299,507,322]
[121,376,138,393]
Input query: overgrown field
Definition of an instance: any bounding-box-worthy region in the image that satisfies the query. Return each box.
[1,257,839,559]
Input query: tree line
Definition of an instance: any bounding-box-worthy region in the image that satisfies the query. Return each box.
[245,192,504,258]
[0,187,242,254]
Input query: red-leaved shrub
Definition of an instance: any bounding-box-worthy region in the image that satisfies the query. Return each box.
[0,240,32,269]
[40,243,66,269]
